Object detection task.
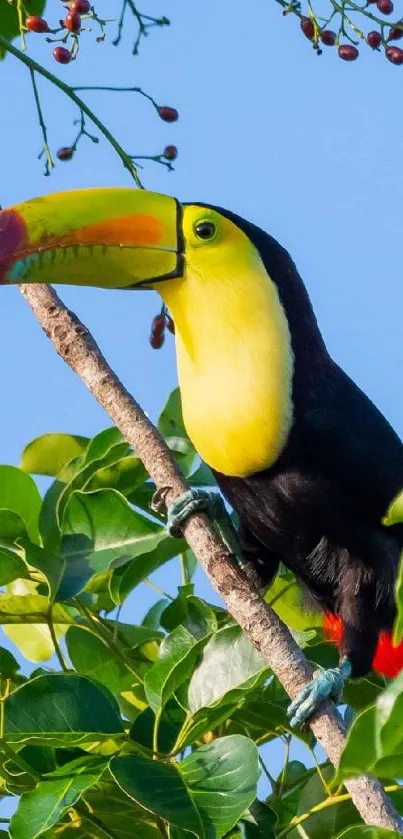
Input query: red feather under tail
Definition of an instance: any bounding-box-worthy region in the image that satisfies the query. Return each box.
[323,614,403,678]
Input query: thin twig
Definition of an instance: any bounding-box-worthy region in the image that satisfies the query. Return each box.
[16,281,403,834]
[29,69,54,177]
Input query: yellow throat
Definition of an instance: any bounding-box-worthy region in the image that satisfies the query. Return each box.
[159,205,294,478]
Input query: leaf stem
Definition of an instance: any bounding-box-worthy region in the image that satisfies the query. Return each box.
[47,606,69,671]
[180,553,189,586]
[277,783,403,838]
[0,34,144,188]
[153,707,162,755]
[278,735,291,798]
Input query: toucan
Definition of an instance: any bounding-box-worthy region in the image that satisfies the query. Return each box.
[1,187,403,726]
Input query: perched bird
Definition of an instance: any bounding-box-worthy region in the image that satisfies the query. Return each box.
[2,187,403,725]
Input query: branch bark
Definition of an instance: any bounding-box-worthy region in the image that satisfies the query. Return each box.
[19,282,403,834]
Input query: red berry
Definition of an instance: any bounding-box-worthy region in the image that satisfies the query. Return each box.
[71,0,90,12]
[338,44,359,60]
[65,12,81,32]
[166,316,175,334]
[157,106,179,123]
[388,25,403,40]
[53,46,72,63]
[367,30,382,47]
[57,147,74,161]
[386,44,403,62]
[163,145,178,161]
[321,29,336,45]
[25,16,49,33]
[150,333,165,349]
[151,314,166,338]
[300,17,315,40]
[377,0,393,14]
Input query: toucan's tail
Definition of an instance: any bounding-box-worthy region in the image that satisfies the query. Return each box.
[323,614,403,678]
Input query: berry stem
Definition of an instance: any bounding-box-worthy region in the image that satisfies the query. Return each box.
[0,34,144,188]
[17,0,27,50]
[29,68,55,177]
[73,84,159,110]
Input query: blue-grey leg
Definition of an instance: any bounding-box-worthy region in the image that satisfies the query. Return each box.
[152,488,242,560]
[287,659,352,728]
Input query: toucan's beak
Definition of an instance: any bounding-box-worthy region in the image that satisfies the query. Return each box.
[0,188,184,290]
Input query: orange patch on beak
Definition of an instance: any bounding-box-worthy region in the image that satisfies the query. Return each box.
[60,214,165,248]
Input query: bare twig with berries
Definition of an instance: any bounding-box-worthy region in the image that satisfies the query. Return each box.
[0,33,146,185]
[278,0,403,61]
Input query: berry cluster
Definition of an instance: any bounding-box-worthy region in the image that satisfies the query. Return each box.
[149,311,175,350]
[25,1,95,64]
[300,13,403,63]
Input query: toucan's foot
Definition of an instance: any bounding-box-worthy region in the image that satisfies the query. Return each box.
[165,489,224,537]
[287,659,352,728]
[153,488,241,559]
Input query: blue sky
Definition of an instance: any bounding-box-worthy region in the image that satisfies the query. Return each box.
[1,0,403,811]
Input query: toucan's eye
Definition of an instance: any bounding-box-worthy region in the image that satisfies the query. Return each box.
[194,220,217,241]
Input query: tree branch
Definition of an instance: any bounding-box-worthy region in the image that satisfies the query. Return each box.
[18,282,403,834]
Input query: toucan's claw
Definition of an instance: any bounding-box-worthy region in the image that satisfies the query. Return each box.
[287,659,352,728]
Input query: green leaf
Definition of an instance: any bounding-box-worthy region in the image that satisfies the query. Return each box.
[20,434,89,478]
[143,599,170,630]
[57,428,130,522]
[0,0,46,59]
[376,670,403,757]
[104,620,163,649]
[336,706,377,782]
[61,489,176,599]
[0,548,29,585]
[188,463,217,488]
[39,481,64,553]
[383,489,403,527]
[160,585,194,632]
[0,646,19,677]
[5,674,124,745]
[66,626,135,693]
[240,800,276,839]
[0,509,28,541]
[84,778,161,839]
[144,623,212,714]
[188,625,268,712]
[22,541,65,601]
[265,573,322,631]
[9,755,107,839]
[111,735,259,839]
[87,455,147,499]
[335,829,402,839]
[158,389,195,472]
[394,552,403,644]
[0,466,42,543]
